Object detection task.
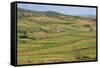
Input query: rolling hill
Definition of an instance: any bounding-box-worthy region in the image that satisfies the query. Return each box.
[17,8,96,65]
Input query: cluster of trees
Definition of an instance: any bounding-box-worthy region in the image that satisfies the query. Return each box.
[83,24,93,32]
[18,27,49,40]
[18,30,35,40]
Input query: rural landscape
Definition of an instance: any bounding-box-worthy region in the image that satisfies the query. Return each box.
[17,4,96,65]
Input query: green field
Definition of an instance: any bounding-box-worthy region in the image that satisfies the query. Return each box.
[17,8,96,65]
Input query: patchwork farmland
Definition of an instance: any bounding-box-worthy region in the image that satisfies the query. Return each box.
[17,8,96,65]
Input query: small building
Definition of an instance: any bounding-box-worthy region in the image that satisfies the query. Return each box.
[55,28,65,32]
[23,13,33,16]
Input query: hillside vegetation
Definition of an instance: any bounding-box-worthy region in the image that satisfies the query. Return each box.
[17,8,96,65]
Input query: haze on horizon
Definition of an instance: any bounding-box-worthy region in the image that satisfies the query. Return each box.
[17,3,96,16]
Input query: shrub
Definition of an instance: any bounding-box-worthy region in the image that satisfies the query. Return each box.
[83,24,91,28]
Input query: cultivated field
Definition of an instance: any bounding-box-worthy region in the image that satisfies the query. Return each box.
[17,8,96,65]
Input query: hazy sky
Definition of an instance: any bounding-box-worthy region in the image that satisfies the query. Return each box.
[17,3,96,16]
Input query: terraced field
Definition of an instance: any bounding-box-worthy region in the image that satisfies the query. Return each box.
[17,8,97,65]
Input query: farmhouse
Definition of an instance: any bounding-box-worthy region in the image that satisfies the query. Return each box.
[55,28,65,32]
[23,13,33,16]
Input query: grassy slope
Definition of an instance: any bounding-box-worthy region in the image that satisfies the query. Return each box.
[17,8,96,65]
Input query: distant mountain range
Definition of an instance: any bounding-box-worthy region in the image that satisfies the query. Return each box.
[79,15,96,19]
[18,8,96,19]
[18,8,66,17]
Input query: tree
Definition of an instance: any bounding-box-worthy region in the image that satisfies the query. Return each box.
[83,24,93,32]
